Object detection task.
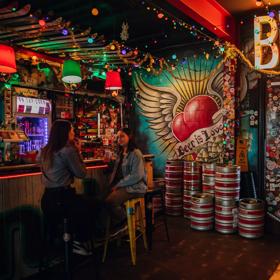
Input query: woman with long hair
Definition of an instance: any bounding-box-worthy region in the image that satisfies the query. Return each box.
[40,120,94,255]
[105,127,147,234]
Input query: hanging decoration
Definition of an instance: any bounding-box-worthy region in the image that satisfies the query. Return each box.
[222,57,237,164]
[120,22,129,42]
[141,0,220,46]
[62,60,82,90]
[0,44,17,82]
[105,70,122,97]
[105,70,122,90]
[62,60,82,83]
[0,44,17,73]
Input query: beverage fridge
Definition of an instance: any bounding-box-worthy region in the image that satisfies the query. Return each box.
[13,96,52,154]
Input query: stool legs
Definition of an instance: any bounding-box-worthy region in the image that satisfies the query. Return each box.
[63,218,72,280]
[102,198,146,266]
[145,194,153,250]
[126,201,137,265]
[161,192,170,242]
[136,203,148,251]
[102,216,111,263]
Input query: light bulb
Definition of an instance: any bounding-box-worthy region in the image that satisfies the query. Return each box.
[256,0,262,7]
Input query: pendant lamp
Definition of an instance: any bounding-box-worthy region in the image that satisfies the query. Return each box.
[0,44,17,73]
[62,60,82,83]
[105,70,122,90]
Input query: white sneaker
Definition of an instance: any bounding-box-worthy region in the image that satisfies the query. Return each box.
[72,241,92,256]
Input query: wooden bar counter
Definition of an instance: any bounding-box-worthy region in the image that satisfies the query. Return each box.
[0,160,109,280]
[0,155,154,279]
[0,160,109,212]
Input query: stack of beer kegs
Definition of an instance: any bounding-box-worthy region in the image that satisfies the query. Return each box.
[183,161,202,219]
[215,165,241,201]
[202,163,215,195]
[238,198,265,239]
[191,193,214,231]
[214,165,241,234]
[164,160,183,216]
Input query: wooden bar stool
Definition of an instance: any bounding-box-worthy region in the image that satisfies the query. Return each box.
[102,197,148,266]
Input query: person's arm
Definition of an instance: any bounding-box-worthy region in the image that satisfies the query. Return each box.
[63,146,87,178]
[116,150,145,188]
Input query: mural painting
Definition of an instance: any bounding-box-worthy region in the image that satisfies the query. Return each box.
[133,56,235,175]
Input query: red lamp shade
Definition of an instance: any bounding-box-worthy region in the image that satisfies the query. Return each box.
[105,71,122,90]
[0,44,16,73]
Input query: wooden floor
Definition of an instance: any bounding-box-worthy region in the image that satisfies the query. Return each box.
[29,217,280,280]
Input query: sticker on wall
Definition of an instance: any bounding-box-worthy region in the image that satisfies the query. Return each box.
[265,79,280,218]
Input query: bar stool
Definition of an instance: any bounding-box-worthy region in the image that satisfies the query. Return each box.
[40,214,98,280]
[145,188,170,250]
[102,197,148,265]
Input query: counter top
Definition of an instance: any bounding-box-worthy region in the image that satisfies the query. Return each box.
[0,154,154,179]
[0,159,107,179]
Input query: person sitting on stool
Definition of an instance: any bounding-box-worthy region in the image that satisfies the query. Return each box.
[105,128,147,235]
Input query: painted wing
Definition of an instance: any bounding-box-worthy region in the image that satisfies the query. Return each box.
[134,74,182,155]
[207,65,223,106]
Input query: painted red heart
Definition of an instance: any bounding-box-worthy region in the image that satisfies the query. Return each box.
[172,95,219,142]
[171,112,190,142]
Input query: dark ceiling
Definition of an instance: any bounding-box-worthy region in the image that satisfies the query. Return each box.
[15,0,216,55]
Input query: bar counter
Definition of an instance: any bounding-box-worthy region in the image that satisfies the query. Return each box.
[0,154,154,279]
[0,159,109,211]
[0,158,107,178]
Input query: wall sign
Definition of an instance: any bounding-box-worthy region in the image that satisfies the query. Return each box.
[13,87,38,97]
[254,15,280,69]
[236,137,249,172]
[15,96,51,115]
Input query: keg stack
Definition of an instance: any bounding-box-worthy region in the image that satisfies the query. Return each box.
[164,160,184,216]
[215,165,241,201]
[183,161,202,219]
[202,163,215,195]
[238,199,265,239]
[214,165,240,234]
[215,199,238,234]
[191,193,214,231]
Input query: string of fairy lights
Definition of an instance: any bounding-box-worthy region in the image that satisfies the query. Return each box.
[5,0,280,78]
[106,0,280,77]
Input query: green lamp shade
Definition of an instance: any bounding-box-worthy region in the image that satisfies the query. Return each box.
[62,60,82,83]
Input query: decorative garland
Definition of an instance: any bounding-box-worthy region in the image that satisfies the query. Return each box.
[222,57,237,164]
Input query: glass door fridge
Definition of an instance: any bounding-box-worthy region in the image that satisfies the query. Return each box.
[13,96,52,154]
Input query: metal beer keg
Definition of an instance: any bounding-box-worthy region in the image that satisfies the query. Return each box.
[238,198,265,239]
[191,193,214,231]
